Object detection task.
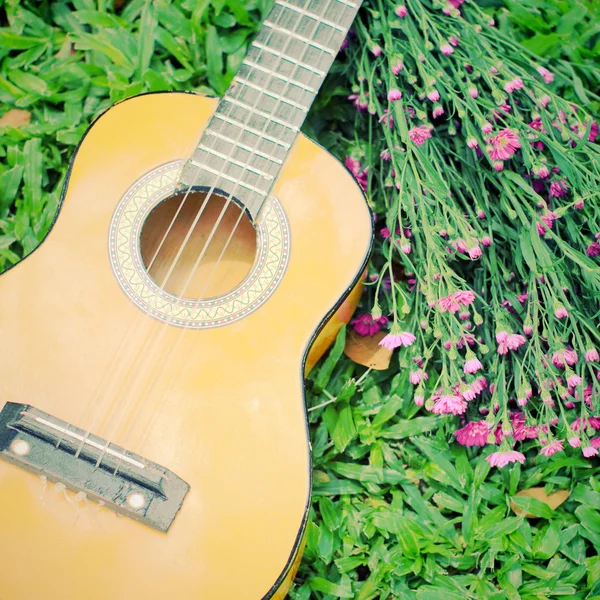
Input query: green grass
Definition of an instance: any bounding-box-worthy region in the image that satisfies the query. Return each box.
[1,1,600,599]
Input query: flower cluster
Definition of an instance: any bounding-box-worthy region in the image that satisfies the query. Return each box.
[343,0,600,467]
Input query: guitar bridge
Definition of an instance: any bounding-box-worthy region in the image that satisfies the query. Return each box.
[0,402,189,532]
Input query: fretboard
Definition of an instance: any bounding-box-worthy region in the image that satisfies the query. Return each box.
[180,0,361,218]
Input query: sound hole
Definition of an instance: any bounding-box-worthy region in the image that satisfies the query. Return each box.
[140,191,257,299]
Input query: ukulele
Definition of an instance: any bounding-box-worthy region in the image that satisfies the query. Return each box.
[0,1,371,598]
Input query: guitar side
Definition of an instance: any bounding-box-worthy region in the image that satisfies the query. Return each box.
[0,92,372,599]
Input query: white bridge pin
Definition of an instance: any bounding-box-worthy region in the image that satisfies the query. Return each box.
[10,439,31,456]
[127,492,146,509]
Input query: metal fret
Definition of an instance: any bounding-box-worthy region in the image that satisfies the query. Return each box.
[213,113,291,149]
[251,41,326,77]
[277,0,345,32]
[234,76,310,113]
[225,96,299,133]
[243,61,318,93]
[191,161,269,196]
[198,144,275,181]
[264,19,335,55]
[205,130,284,165]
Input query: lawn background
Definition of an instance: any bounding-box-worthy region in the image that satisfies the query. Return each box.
[1,1,599,598]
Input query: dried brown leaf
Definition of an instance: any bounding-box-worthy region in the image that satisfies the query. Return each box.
[511,487,570,517]
[0,109,31,128]
[344,329,392,370]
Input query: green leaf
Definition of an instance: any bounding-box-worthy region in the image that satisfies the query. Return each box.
[8,71,49,96]
[331,405,356,452]
[309,576,354,598]
[380,416,441,439]
[519,229,538,275]
[521,33,561,56]
[136,3,157,77]
[206,25,225,95]
[533,522,561,559]
[313,325,346,393]
[510,495,555,519]
[0,31,46,50]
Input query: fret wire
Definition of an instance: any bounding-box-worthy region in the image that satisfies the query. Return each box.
[213,113,291,149]
[233,75,310,112]
[277,0,345,32]
[251,41,326,77]
[225,97,299,133]
[190,160,269,196]
[205,130,284,165]
[197,144,275,181]
[243,60,318,93]
[263,19,335,55]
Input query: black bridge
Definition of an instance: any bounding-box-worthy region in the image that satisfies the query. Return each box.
[0,402,189,532]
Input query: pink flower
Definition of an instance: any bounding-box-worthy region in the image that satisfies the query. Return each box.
[585,348,599,362]
[454,290,476,306]
[371,45,382,57]
[392,60,403,75]
[468,87,478,99]
[438,296,460,314]
[504,78,524,93]
[454,420,490,446]
[395,5,408,17]
[540,439,564,457]
[467,137,478,148]
[549,179,569,197]
[497,333,527,355]
[587,242,600,257]
[569,436,581,448]
[493,161,504,172]
[537,66,554,84]
[534,165,550,179]
[555,306,568,319]
[427,90,440,102]
[468,246,482,259]
[432,105,444,118]
[432,394,467,415]
[400,241,411,254]
[571,417,600,432]
[464,357,483,374]
[409,370,428,385]
[351,313,389,337]
[567,374,582,388]
[388,89,402,102]
[482,122,493,134]
[539,94,551,108]
[348,93,368,112]
[441,44,454,55]
[414,395,424,406]
[345,156,369,191]
[486,450,526,468]
[524,325,533,335]
[379,331,416,350]
[583,446,598,458]
[591,437,600,449]
[409,124,433,146]
[449,36,460,46]
[489,129,521,161]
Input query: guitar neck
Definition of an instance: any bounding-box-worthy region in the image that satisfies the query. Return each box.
[180,0,362,218]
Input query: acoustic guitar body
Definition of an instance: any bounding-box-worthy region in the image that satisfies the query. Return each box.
[0,92,371,599]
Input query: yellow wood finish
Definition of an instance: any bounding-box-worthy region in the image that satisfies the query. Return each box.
[0,92,371,600]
